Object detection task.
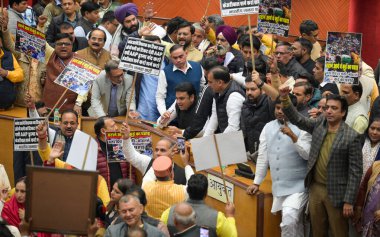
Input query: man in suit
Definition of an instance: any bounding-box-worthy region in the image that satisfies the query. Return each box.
[89,59,135,118]
[278,85,362,237]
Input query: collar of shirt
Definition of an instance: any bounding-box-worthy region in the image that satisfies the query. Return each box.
[173,61,192,74]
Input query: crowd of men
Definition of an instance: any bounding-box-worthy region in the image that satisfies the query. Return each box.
[1,0,380,236]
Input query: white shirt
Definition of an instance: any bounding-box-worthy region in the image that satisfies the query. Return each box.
[156,61,206,115]
[122,138,194,187]
[203,92,245,136]
[98,25,112,51]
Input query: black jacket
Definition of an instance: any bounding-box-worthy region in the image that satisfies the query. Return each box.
[46,12,80,46]
[279,57,311,80]
[241,95,274,153]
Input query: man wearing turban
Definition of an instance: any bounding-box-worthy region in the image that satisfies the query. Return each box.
[203,25,244,74]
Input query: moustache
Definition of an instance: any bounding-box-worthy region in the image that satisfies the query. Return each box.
[92,43,100,47]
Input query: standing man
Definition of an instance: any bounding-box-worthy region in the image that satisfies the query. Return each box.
[74,2,100,38]
[279,86,363,237]
[247,97,311,236]
[299,20,321,61]
[89,59,135,118]
[203,25,244,73]
[292,38,315,76]
[156,44,205,115]
[340,82,369,134]
[75,29,112,115]
[97,0,120,19]
[204,66,245,135]
[42,33,78,111]
[7,0,28,35]
[177,21,203,62]
[98,11,119,51]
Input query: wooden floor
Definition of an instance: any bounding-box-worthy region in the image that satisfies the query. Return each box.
[0,106,281,237]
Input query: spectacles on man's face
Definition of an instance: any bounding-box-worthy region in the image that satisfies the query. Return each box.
[90,37,105,43]
[56,42,72,47]
[274,51,290,56]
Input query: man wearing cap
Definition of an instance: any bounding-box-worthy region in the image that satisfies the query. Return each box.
[120,122,188,186]
[142,151,194,219]
[203,25,244,74]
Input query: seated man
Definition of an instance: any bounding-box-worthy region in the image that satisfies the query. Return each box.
[104,195,165,237]
[89,59,135,118]
[120,122,188,185]
[143,155,193,219]
[161,174,237,237]
[156,82,201,137]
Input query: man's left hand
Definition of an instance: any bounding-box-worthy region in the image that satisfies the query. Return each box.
[0,68,8,78]
[343,203,354,218]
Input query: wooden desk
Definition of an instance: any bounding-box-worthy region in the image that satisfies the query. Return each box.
[1,108,281,237]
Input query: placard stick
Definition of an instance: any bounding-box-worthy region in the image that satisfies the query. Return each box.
[212,134,229,203]
[27,58,34,94]
[270,34,274,55]
[29,151,34,166]
[81,136,92,170]
[77,115,82,130]
[46,88,69,118]
[203,0,211,17]
[247,15,255,72]
[126,72,138,121]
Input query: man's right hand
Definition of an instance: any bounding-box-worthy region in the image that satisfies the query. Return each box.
[225,201,235,217]
[278,84,291,98]
[246,184,260,195]
[251,71,262,85]
[25,93,35,109]
[36,120,48,138]
[38,15,47,27]
[120,122,131,140]
[159,111,171,125]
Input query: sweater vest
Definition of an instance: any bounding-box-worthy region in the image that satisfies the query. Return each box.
[265,120,308,196]
[0,50,16,109]
[167,199,218,237]
[345,102,368,128]
[163,62,202,109]
[214,80,245,132]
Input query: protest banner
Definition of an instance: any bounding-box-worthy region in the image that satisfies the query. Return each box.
[119,37,165,76]
[105,132,126,162]
[207,173,234,203]
[54,57,101,96]
[15,22,46,62]
[130,131,153,157]
[324,32,362,84]
[26,166,97,235]
[191,131,247,202]
[66,130,98,171]
[14,118,46,151]
[257,0,292,37]
[220,0,259,17]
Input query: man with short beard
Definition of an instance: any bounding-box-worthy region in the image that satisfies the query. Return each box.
[203,25,244,73]
[176,21,202,62]
[42,33,78,112]
[75,28,112,116]
[292,38,315,76]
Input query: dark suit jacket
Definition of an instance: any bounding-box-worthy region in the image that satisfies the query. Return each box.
[283,100,363,207]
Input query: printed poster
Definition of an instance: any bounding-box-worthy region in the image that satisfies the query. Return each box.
[257,0,292,37]
[119,37,165,76]
[130,131,153,157]
[220,0,259,17]
[54,57,101,96]
[106,132,126,162]
[14,118,46,151]
[324,32,362,84]
[15,22,46,62]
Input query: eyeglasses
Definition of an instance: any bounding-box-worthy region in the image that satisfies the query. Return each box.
[56,42,72,47]
[274,51,290,55]
[90,37,105,43]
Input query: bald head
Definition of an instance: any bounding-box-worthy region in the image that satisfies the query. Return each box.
[173,202,196,230]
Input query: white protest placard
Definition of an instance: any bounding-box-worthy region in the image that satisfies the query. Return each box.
[54,57,101,96]
[66,130,97,171]
[207,173,234,203]
[14,118,46,151]
[119,37,165,76]
[220,0,259,17]
[191,131,247,171]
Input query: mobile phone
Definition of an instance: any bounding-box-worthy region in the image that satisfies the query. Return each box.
[177,137,185,154]
[200,226,209,237]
